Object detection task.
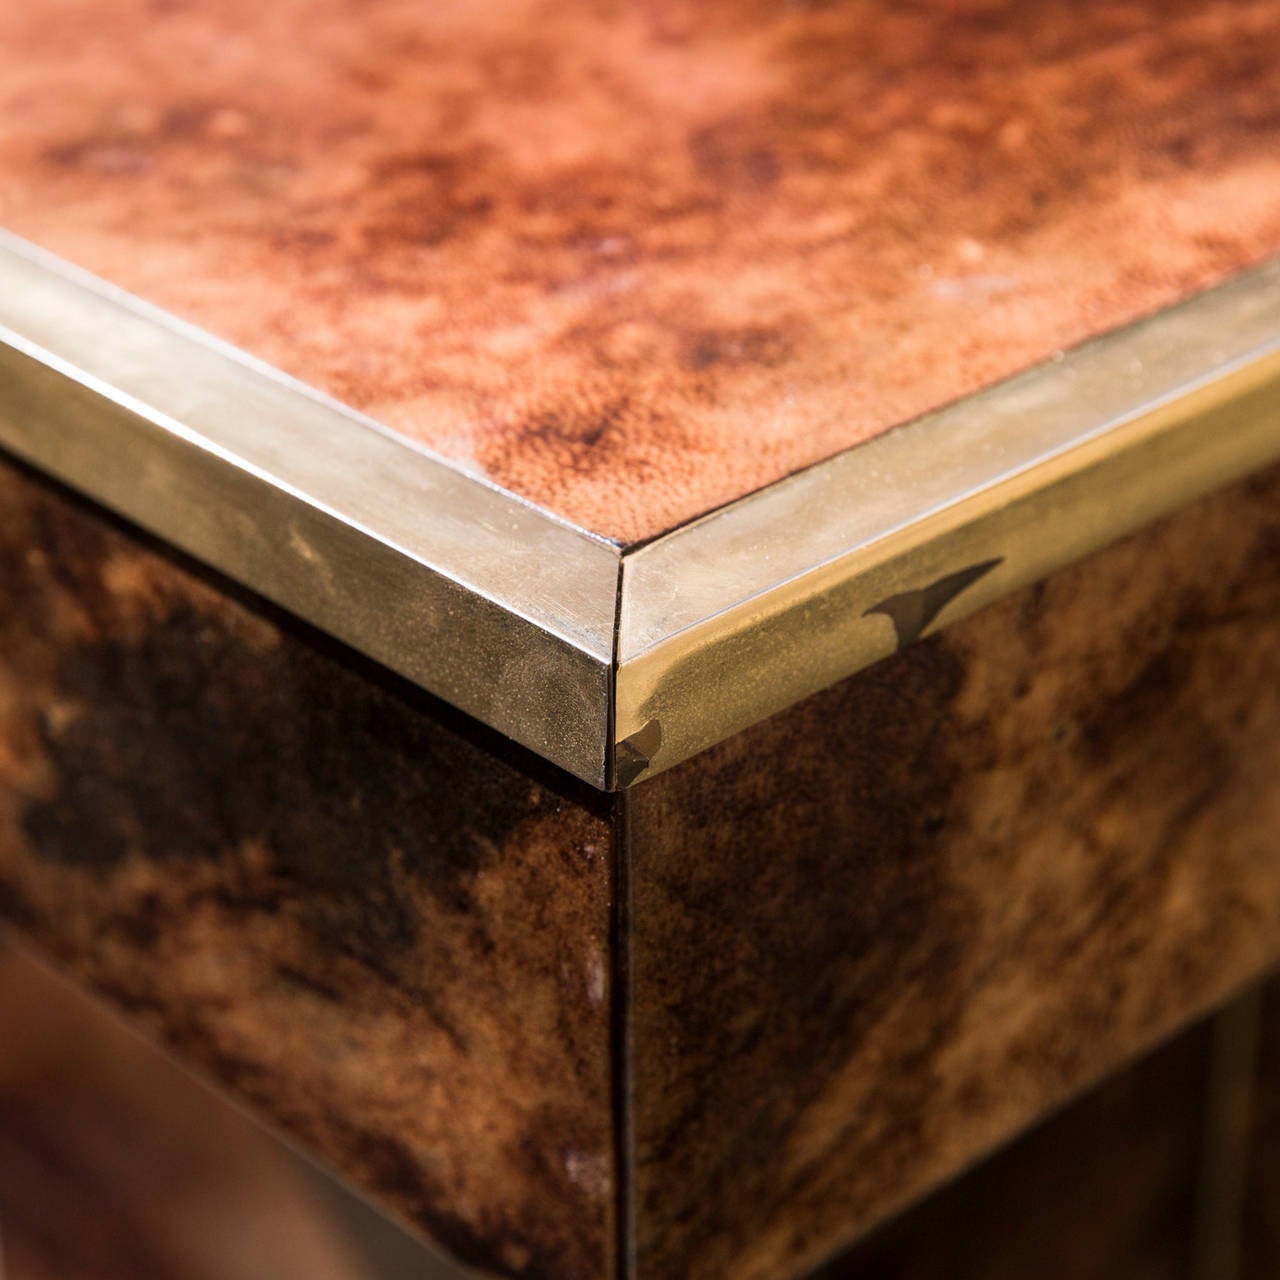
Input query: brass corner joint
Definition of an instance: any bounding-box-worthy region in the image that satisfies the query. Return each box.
[2,231,1278,790]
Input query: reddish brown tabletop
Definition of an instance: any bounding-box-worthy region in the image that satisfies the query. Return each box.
[1,0,1278,542]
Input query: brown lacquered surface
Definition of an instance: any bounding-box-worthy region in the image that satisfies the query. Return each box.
[3,407,1280,1280]
[2,0,1279,540]
[626,462,1280,1279]
[0,458,615,1280]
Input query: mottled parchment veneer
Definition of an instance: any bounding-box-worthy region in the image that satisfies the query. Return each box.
[3,0,1280,1272]
[3,461,1280,1280]
[0,458,615,1280]
[625,463,1280,1280]
[2,0,1279,538]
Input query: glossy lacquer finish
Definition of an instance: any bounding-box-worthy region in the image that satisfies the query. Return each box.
[0,459,615,1280]
[3,455,1280,1280]
[625,462,1280,1280]
[3,1,1280,1278]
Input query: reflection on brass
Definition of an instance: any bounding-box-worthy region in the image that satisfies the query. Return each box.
[1,234,1278,788]
[864,560,1003,650]
[615,720,663,790]
[616,258,1280,783]
[1192,989,1264,1280]
[0,931,474,1280]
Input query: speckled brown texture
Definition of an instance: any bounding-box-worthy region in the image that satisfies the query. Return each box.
[0,457,615,1280]
[2,0,1279,540]
[626,461,1280,1280]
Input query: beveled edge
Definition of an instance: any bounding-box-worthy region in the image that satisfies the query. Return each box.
[1,230,1278,791]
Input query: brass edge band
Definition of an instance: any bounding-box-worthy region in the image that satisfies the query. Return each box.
[0,232,619,788]
[1,231,1278,791]
[616,259,1280,784]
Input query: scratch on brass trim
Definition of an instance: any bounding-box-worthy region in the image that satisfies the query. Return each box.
[1,231,1278,789]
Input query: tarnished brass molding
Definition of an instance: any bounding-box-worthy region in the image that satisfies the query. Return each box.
[1,230,1278,788]
[617,259,1280,783]
[0,234,619,786]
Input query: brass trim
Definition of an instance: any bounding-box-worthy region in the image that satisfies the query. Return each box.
[1,231,1278,789]
[0,233,619,787]
[616,259,1280,782]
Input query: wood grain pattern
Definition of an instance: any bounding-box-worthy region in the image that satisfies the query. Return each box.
[626,462,1280,1280]
[2,0,1279,539]
[0,457,615,1280]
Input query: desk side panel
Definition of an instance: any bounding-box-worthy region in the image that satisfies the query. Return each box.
[0,455,615,1280]
[627,462,1280,1280]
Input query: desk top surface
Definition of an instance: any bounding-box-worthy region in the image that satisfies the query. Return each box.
[3,0,1278,543]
